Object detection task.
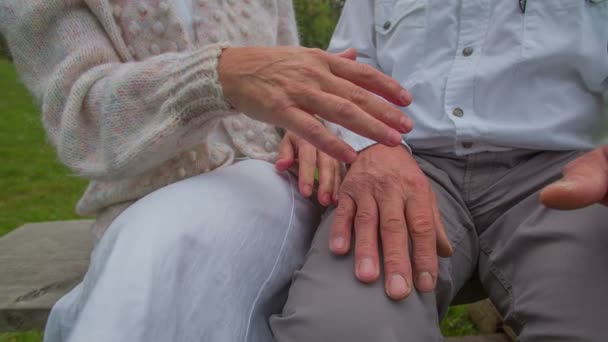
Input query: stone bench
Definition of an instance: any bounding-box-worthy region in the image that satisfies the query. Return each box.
[0,221,515,341]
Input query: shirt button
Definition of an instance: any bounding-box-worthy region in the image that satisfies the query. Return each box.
[462,142,473,149]
[383,21,391,30]
[462,47,474,57]
[452,107,464,117]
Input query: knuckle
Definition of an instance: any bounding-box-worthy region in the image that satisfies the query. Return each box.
[319,156,333,169]
[335,204,352,219]
[296,64,323,80]
[355,169,382,182]
[355,209,376,224]
[286,83,312,97]
[341,173,373,193]
[349,86,368,105]
[333,99,355,117]
[338,184,356,199]
[383,259,405,273]
[412,253,436,269]
[268,95,294,114]
[307,48,326,58]
[378,175,400,191]
[384,249,407,267]
[356,63,375,78]
[384,107,403,121]
[409,216,435,237]
[299,158,316,169]
[408,177,431,194]
[385,78,402,92]
[355,237,375,251]
[301,120,325,140]
[381,217,405,234]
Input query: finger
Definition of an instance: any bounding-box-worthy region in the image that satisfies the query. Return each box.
[353,195,380,283]
[540,147,608,210]
[431,191,453,257]
[377,193,412,300]
[324,76,412,133]
[281,106,358,164]
[295,89,403,148]
[333,162,341,205]
[297,139,317,198]
[275,135,296,172]
[334,48,357,60]
[327,54,413,107]
[405,192,438,293]
[330,194,355,255]
[317,151,335,206]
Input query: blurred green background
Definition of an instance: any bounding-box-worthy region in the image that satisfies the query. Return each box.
[0,1,476,340]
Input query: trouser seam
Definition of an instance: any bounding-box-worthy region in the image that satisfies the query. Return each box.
[479,239,526,328]
[243,173,297,342]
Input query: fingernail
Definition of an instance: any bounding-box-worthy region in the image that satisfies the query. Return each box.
[303,184,313,197]
[416,272,435,292]
[357,257,376,280]
[332,236,346,250]
[341,149,357,164]
[387,130,402,146]
[321,193,331,205]
[400,89,413,105]
[388,274,410,298]
[553,180,576,191]
[399,116,413,133]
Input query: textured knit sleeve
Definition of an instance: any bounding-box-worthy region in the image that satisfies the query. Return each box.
[0,0,232,180]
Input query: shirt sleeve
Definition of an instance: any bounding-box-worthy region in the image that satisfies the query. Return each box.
[325,0,410,153]
[0,0,233,181]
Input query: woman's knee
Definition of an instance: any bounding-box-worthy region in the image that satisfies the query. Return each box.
[107,159,318,272]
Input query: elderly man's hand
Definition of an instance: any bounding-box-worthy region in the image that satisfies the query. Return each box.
[329,144,452,300]
[218,47,413,164]
[541,145,608,209]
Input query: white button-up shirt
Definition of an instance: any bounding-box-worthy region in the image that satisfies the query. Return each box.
[328,0,608,155]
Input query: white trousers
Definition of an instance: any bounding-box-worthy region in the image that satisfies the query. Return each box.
[44,159,322,342]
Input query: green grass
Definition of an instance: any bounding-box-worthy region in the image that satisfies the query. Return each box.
[0,332,43,342]
[0,60,477,340]
[441,305,478,336]
[0,59,88,238]
[0,59,88,342]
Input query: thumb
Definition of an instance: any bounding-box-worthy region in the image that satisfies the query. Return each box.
[334,48,357,60]
[540,147,608,210]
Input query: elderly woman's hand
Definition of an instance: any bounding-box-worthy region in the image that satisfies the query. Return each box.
[276,131,343,206]
[218,47,413,164]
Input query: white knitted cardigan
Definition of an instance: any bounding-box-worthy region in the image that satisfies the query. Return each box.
[0,0,299,237]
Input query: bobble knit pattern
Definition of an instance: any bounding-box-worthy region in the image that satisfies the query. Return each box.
[0,0,299,238]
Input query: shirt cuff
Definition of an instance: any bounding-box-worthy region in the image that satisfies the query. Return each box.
[326,122,412,154]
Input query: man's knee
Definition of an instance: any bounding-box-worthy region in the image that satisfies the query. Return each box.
[271,277,441,342]
[271,210,441,342]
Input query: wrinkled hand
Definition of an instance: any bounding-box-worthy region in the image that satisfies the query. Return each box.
[218,46,413,164]
[329,144,452,300]
[541,145,608,209]
[276,131,342,206]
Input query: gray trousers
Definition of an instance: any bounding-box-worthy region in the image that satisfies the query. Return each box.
[270,150,608,341]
